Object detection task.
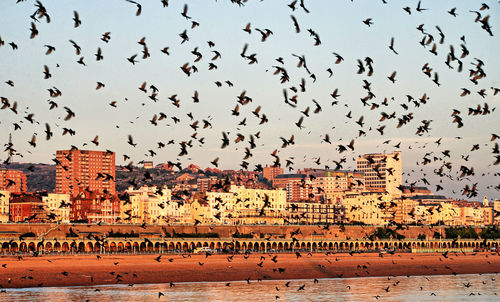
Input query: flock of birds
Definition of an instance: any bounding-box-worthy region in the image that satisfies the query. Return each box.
[0,0,499,201]
[0,1,499,299]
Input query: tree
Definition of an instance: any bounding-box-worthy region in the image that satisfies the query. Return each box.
[369,227,405,240]
[480,226,500,240]
[444,227,478,239]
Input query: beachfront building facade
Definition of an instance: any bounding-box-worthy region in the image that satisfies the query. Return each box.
[123,186,190,224]
[285,179,315,202]
[287,200,344,224]
[9,193,47,223]
[204,191,236,224]
[392,199,419,224]
[305,169,365,194]
[0,190,10,223]
[71,191,120,223]
[188,186,288,225]
[356,151,402,197]
[341,192,394,225]
[459,206,493,226]
[42,193,72,223]
[231,185,288,224]
[190,198,212,224]
[413,202,461,226]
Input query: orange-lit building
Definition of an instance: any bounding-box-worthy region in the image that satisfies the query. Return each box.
[356,151,402,196]
[9,193,47,223]
[272,173,307,189]
[0,169,27,193]
[304,169,365,194]
[55,149,115,197]
[0,190,10,222]
[143,161,154,169]
[197,176,219,192]
[262,165,283,182]
[286,179,315,202]
[71,191,120,223]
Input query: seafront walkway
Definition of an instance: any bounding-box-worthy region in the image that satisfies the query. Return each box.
[1,236,497,255]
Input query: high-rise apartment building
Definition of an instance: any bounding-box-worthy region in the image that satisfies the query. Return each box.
[356,151,402,196]
[55,149,115,197]
[0,169,27,193]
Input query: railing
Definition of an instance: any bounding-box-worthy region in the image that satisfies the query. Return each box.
[0,237,497,243]
[4,247,492,257]
[1,237,497,256]
[412,248,475,253]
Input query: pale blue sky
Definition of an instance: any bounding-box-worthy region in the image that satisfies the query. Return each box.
[0,0,499,200]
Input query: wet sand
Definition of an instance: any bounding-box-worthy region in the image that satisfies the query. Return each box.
[0,252,498,288]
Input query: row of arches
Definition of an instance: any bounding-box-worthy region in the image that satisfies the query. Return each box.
[1,239,497,254]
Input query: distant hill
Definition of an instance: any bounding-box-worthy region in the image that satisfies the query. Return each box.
[0,163,204,193]
[0,162,56,192]
[115,167,181,191]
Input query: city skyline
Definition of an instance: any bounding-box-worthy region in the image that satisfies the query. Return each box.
[1,1,500,297]
[1,146,499,201]
[1,146,498,228]
[1,1,499,200]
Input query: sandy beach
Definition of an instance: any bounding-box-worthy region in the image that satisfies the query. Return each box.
[0,251,498,289]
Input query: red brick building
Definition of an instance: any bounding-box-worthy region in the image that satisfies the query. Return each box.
[262,165,283,182]
[272,173,307,189]
[55,149,115,197]
[71,191,120,223]
[0,169,27,193]
[9,193,46,222]
[286,180,315,202]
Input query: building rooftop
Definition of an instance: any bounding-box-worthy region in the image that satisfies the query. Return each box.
[274,174,307,179]
[409,195,448,200]
[10,193,43,203]
[402,185,429,191]
[358,151,401,157]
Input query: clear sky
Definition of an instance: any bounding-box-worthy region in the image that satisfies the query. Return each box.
[0,0,499,200]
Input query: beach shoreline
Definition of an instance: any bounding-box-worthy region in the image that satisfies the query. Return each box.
[0,252,498,289]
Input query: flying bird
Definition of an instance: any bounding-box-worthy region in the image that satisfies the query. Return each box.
[126,0,142,16]
[73,11,81,27]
